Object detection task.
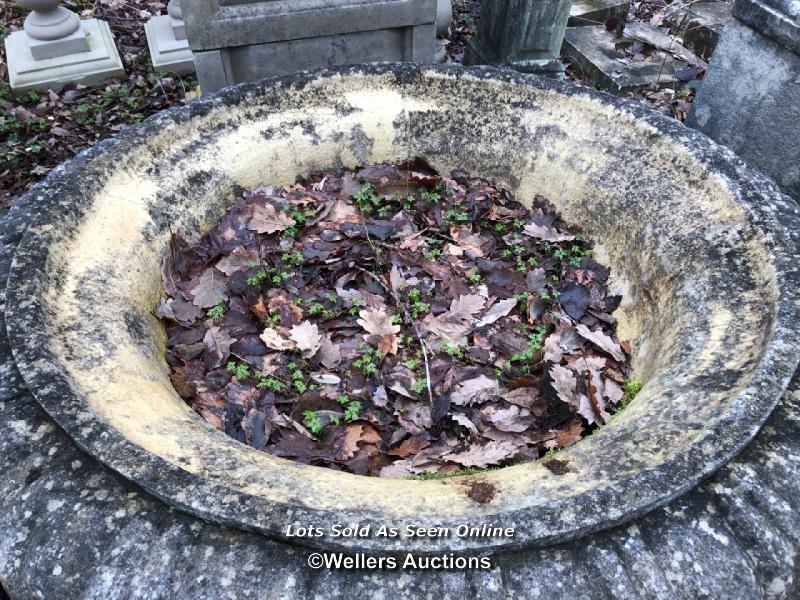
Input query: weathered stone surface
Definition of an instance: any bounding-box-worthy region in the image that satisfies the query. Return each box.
[569,0,630,27]
[687,18,800,200]
[734,0,800,53]
[664,0,732,59]
[464,0,571,74]
[1,64,799,597]
[183,0,437,92]
[562,25,695,91]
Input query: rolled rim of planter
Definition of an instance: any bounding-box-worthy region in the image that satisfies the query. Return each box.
[5,64,800,554]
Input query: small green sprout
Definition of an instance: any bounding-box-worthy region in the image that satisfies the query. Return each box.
[206,302,225,322]
[344,400,362,422]
[226,362,250,381]
[302,410,324,435]
[411,378,427,394]
[353,182,382,214]
[254,371,286,392]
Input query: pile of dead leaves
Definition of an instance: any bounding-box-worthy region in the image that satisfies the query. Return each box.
[157,160,631,477]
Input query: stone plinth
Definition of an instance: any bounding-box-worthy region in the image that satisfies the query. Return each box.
[183,0,437,93]
[687,0,800,200]
[464,0,571,75]
[5,18,125,93]
[145,0,194,75]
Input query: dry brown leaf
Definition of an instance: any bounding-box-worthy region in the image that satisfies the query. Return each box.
[388,434,431,458]
[394,398,434,433]
[450,412,479,436]
[289,321,322,358]
[501,387,540,410]
[550,364,578,406]
[317,334,342,369]
[191,268,228,308]
[523,222,576,243]
[248,203,295,234]
[448,294,486,320]
[575,324,625,361]
[487,405,531,433]
[341,423,382,459]
[216,247,259,276]
[476,298,517,327]
[379,459,416,478]
[357,308,401,337]
[444,440,522,468]
[451,375,498,406]
[203,326,235,368]
[259,327,295,351]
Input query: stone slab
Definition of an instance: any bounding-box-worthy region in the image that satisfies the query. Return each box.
[562,25,691,91]
[193,23,436,92]
[27,25,90,61]
[687,19,800,200]
[664,0,732,60]
[184,0,437,51]
[144,15,194,75]
[184,0,436,92]
[5,19,125,94]
[569,0,630,27]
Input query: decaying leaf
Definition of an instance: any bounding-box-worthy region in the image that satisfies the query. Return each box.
[444,440,522,468]
[289,321,322,358]
[451,375,498,406]
[191,268,228,308]
[523,222,576,243]
[357,308,401,337]
[203,326,235,368]
[476,298,517,327]
[260,327,295,351]
[575,324,626,361]
[248,203,295,234]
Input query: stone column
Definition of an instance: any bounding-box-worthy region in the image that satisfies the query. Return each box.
[463,0,571,76]
[144,0,195,75]
[5,0,125,93]
[686,0,800,200]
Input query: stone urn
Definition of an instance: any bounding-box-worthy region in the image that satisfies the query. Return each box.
[17,0,81,40]
[2,65,799,595]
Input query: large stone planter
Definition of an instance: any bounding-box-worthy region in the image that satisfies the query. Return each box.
[1,64,800,596]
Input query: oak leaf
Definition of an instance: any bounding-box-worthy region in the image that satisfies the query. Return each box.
[450,375,498,406]
[248,203,295,234]
[444,440,522,468]
[259,327,295,351]
[289,321,323,358]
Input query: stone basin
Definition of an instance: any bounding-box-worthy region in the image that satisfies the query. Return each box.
[5,64,799,556]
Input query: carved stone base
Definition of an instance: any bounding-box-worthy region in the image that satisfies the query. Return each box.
[5,19,125,94]
[145,14,194,75]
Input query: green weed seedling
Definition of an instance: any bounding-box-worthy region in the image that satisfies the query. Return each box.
[353,182,382,214]
[226,362,250,381]
[254,371,286,392]
[206,302,225,322]
[352,344,380,376]
[302,410,324,435]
